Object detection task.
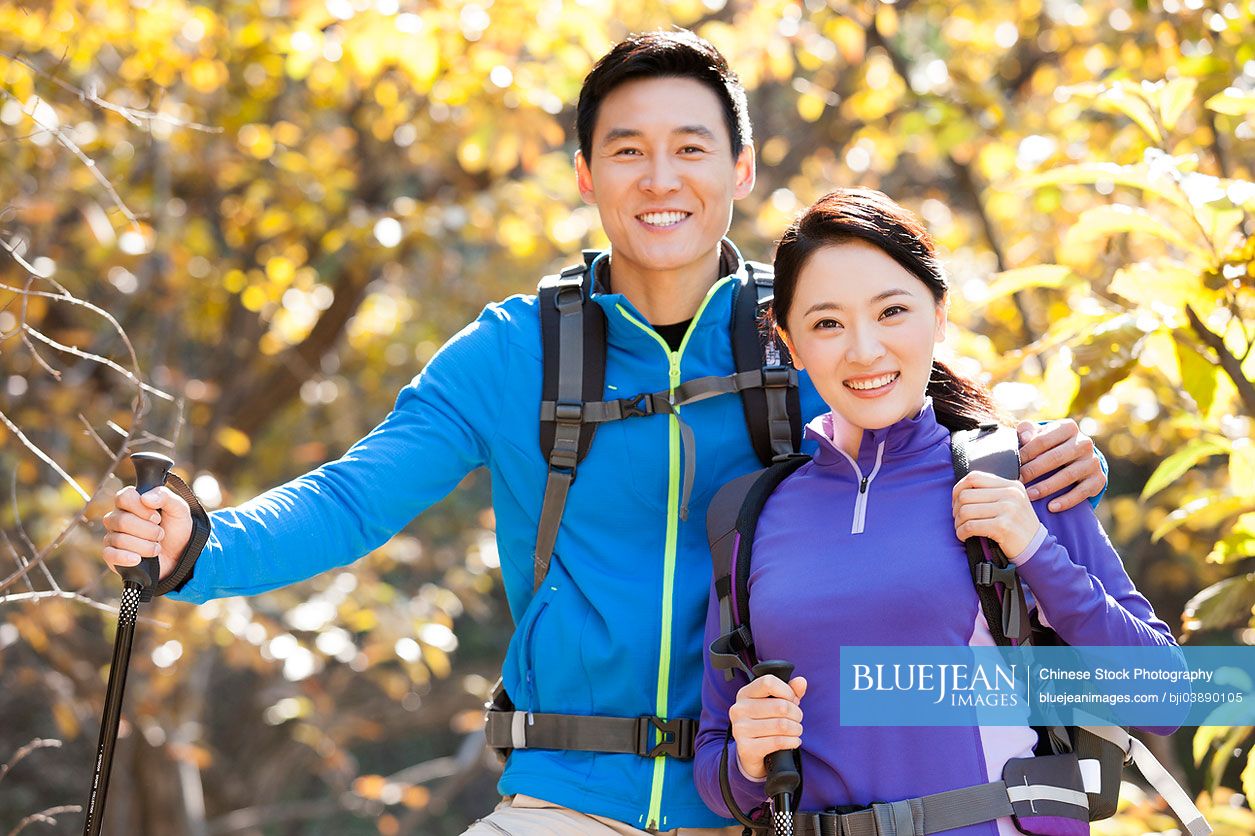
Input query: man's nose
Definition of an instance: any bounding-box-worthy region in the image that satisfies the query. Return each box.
[640,155,681,194]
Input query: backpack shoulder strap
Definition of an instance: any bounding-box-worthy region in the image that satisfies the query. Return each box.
[730,261,802,465]
[535,251,607,591]
[950,424,1032,645]
[706,454,810,680]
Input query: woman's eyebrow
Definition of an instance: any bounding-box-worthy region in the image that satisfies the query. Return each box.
[802,288,914,316]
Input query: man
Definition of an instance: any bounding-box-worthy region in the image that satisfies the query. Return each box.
[102,31,1105,835]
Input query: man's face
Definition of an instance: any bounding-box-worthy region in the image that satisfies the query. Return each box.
[575,76,754,282]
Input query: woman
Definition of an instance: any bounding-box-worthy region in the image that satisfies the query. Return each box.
[692,189,1178,835]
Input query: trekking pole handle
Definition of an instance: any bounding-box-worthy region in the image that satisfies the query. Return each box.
[751,660,802,799]
[118,452,174,593]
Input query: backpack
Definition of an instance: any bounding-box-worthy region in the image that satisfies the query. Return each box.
[705,424,1210,836]
[483,246,805,764]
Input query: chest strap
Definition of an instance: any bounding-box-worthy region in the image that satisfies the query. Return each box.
[484,709,696,759]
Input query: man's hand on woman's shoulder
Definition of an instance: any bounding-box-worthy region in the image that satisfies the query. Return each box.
[1016,419,1105,512]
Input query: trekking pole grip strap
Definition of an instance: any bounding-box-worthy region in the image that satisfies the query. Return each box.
[151,471,212,598]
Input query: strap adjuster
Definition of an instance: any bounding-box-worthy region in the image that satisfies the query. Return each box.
[637,716,696,759]
[974,561,1018,587]
[762,365,793,388]
[553,400,583,424]
[554,284,583,313]
[620,393,654,419]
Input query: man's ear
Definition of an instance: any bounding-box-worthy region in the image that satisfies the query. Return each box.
[733,144,755,200]
[575,150,597,206]
[777,324,803,370]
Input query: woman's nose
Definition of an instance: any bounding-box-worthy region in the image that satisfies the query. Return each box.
[846,326,886,365]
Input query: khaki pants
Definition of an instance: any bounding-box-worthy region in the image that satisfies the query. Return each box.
[462,794,742,835]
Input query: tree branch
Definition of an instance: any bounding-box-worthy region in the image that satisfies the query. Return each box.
[1187,304,1255,417]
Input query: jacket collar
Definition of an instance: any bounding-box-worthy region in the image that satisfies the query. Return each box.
[806,398,950,473]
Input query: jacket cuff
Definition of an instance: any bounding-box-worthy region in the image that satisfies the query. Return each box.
[153,472,211,597]
[1008,523,1048,566]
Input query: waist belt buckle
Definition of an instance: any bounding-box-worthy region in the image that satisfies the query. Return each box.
[636,716,695,759]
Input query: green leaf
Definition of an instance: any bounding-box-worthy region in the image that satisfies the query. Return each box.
[1109,260,1211,313]
[1016,163,1191,211]
[1206,518,1255,564]
[1140,435,1231,500]
[1159,77,1198,132]
[1155,494,1255,541]
[1245,748,1255,808]
[1182,572,1255,634]
[1094,82,1163,143]
[1205,88,1255,117]
[1062,204,1211,260]
[1068,315,1148,413]
[982,264,1074,300]
[1176,341,1219,414]
[1232,439,1255,497]
[1194,725,1253,766]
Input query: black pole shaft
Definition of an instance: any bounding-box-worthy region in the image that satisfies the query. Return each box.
[83,584,143,836]
[83,452,173,836]
[752,660,800,836]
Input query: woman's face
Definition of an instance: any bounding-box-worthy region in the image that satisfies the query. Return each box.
[779,240,947,433]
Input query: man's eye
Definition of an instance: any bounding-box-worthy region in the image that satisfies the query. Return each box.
[880,305,907,319]
[615,147,642,156]
[679,145,706,154]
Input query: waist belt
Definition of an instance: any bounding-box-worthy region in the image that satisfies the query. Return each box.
[484,709,696,759]
[794,781,1014,836]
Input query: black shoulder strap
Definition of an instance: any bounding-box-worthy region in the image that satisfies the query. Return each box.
[706,455,810,680]
[534,251,606,591]
[950,424,1032,646]
[731,262,802,465]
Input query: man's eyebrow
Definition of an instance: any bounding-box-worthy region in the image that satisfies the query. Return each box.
[600,125,719,144]
[802,288,914,316]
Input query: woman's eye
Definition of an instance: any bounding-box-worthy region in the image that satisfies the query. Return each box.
[814,318,842,330]
[880,305,907,319]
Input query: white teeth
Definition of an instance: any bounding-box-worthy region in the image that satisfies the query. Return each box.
[638,211,688,227]
[845,373,899,391]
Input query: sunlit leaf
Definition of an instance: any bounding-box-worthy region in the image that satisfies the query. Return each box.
[1175,341,1219,415]
[1154,494,1254,542]
[983,264,1074,301]
[1182,572,1255,634]
[1062,204,1210,260]
[1158,77,1198,132]
[1068,315,1148,413]
[1231,439,1255,497]
[1140,436,1230,500]
[1016,163,1191,211]
[1205,88,1255,117]
[1109,260,1210,314]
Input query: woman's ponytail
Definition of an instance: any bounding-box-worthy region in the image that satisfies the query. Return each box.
[927,360,1006,432]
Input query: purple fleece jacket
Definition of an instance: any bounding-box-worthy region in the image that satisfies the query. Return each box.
[694,400,1176,834]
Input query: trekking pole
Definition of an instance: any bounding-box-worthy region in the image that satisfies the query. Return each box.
[83,451,174,836]
[751,660,801,836]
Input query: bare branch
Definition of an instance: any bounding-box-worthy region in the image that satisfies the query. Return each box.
[0,87,143,233]
[0,408,91,501]
[3,52,222,134]
[22,322,174,401]
[0,739,62,785]
[7,805,82,836]
[0,589,168,627]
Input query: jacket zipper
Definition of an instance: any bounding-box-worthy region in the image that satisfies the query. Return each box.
[833,440,886,534]
[616,276,734,831]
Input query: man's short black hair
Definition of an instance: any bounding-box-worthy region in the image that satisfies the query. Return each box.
[576,30,752,161]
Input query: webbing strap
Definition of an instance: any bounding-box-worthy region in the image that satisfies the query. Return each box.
[793,781,1013,836]
[152,472,211,599]
[534,276,585,591]
[1080,726,1212,836]
[483,709,696,759]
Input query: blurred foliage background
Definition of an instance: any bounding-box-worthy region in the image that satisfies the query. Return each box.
[1,0,1253,833]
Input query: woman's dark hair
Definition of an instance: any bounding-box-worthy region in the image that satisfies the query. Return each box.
[576,30,752,161]
[773,188,1005,432]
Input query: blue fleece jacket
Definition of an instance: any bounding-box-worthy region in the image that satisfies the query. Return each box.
[169,244,829,829]
[694,400,1173,833]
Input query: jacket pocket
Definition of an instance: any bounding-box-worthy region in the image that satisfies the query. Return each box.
[515,577,559,712]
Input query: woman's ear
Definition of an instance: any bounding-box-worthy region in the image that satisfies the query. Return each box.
[777,324,804,371]
[934,294,949,344]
